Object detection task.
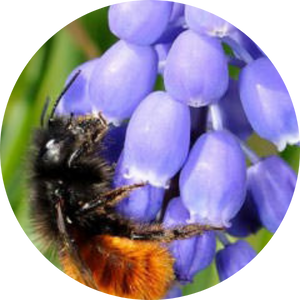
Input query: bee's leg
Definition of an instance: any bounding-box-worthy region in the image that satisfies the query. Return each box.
[101,183,145,207]
[67,141,90,167]
[92,125,108,144]
[129,223,224,243]
[77,183,145,214]
[79,112,108,144]
[88,113,108,144]
[68,114,108,167]
[97,111,107,126]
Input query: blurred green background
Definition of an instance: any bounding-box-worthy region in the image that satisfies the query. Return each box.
[0,6,299,297]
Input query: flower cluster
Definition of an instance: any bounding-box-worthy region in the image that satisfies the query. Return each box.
[57,1,299,296]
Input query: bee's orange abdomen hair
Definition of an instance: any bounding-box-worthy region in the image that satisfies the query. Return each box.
[76,235,175,300]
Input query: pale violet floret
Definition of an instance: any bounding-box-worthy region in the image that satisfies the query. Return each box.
[179,130,247,228]
[164,197,216,282]
[216,240,256,281]
[185,5,236,38]
[122,91,191,188]
[88,40,158,125]
[239,57,299,151]
[108,0,173,45]
[247,155,297,233]
[164,30,229,107]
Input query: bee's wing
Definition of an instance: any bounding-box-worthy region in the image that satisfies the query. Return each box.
[56,201,97,289]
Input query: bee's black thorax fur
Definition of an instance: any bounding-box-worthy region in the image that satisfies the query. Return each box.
[28,115,132,247]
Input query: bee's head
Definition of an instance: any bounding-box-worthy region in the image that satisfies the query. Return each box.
[38,123,79,167]
[37,69,83,167]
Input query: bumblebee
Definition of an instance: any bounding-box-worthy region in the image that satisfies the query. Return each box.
[29,71,219,300]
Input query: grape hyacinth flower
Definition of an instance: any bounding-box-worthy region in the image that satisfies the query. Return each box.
[108,0,173,45]
[164,30,229,107]
[164,197,216,283]
[216,240,259,284]
[89,40,158,124]
[164,286,183,299]
[45,1,299,297]
[114,152,165,222]
[185,5,236,38]
[122,91,190,187]
[179,130,247,227]
[218,79,253,140]
[239,57,299,150]
[227,190,262,238]
[56,58,100,115]
[247,155,297,233]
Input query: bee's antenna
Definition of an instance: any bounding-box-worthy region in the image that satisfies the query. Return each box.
[48,69,82,122]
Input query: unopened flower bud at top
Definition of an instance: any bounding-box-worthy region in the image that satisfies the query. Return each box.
[108,0,173,46]
[89,40,158,125]
[179,130,247,228]
[163,197,216,283]
[164,30,229,107]
[185,6,236,38]
[216,240,256,281]
[122,91,191,188]
[247,155,297,233]
[239,57,299,151]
